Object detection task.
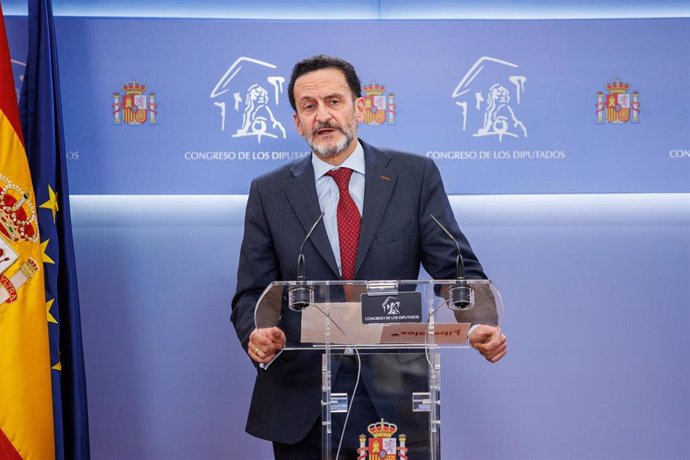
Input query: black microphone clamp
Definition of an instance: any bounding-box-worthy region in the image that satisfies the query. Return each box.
[288,283,314,311]
[448,281,474,311]
[288,260,314,311]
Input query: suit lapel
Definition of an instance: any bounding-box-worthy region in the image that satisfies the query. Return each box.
[355,141,397,276]
[283,156,340,278]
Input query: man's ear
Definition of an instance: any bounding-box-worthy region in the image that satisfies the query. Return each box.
[293,112,304,136]
[354,97,365,124]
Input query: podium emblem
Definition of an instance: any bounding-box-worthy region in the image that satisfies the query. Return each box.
[357,418,408,460]
[362,292,421,324]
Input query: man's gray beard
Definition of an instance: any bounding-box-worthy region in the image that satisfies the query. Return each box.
[307,129,354,158]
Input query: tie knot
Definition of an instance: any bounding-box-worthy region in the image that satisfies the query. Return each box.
[326,168,354,191]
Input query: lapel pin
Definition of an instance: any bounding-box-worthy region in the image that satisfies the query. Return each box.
[380,175,391,181]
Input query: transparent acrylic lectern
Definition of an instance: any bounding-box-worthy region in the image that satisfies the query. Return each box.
[255,279,503,460]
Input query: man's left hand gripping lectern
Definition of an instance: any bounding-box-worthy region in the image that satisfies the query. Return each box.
[255,279,503,460]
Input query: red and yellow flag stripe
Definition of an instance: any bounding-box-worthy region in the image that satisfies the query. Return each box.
[0,6,55,460]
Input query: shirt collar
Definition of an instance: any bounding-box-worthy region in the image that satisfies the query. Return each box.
[312,140,365,179]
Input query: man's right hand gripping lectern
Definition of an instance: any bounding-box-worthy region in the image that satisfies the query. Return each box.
[255,279,503,460]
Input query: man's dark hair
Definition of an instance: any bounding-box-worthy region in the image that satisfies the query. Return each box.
[288,55,362,111]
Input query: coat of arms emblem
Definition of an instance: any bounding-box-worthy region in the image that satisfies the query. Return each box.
[0,175,40,306]
[362,82,396,126]
[357,418,408,460]
[113,80,158,125]
[596,80,640,124]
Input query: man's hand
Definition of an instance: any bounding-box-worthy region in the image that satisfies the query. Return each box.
[248,327,286,364]
[469,325,507,363]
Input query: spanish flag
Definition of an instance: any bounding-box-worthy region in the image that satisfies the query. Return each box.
[0,4,56,460]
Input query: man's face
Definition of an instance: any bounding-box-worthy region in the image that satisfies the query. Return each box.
[292,68,364,161]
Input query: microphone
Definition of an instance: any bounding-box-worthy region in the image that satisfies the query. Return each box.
[288,212,325,311]
[430,214,474,310]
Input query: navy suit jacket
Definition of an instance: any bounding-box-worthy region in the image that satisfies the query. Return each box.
[231,139,487,444]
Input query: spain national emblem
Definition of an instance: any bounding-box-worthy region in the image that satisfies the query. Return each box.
[596,80,640,124]
[0,175,40,307]
[357,419,408,460]
[362,82,396,126]
[113,80,157,125]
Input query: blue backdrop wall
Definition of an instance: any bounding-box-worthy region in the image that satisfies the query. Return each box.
[4,1,690,459]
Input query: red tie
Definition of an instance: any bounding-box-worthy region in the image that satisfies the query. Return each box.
[326,168,361,280]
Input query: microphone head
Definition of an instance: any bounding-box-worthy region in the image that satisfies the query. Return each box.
[297,253,306,280]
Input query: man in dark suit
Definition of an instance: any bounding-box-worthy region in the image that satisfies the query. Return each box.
[231,55,507,459]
